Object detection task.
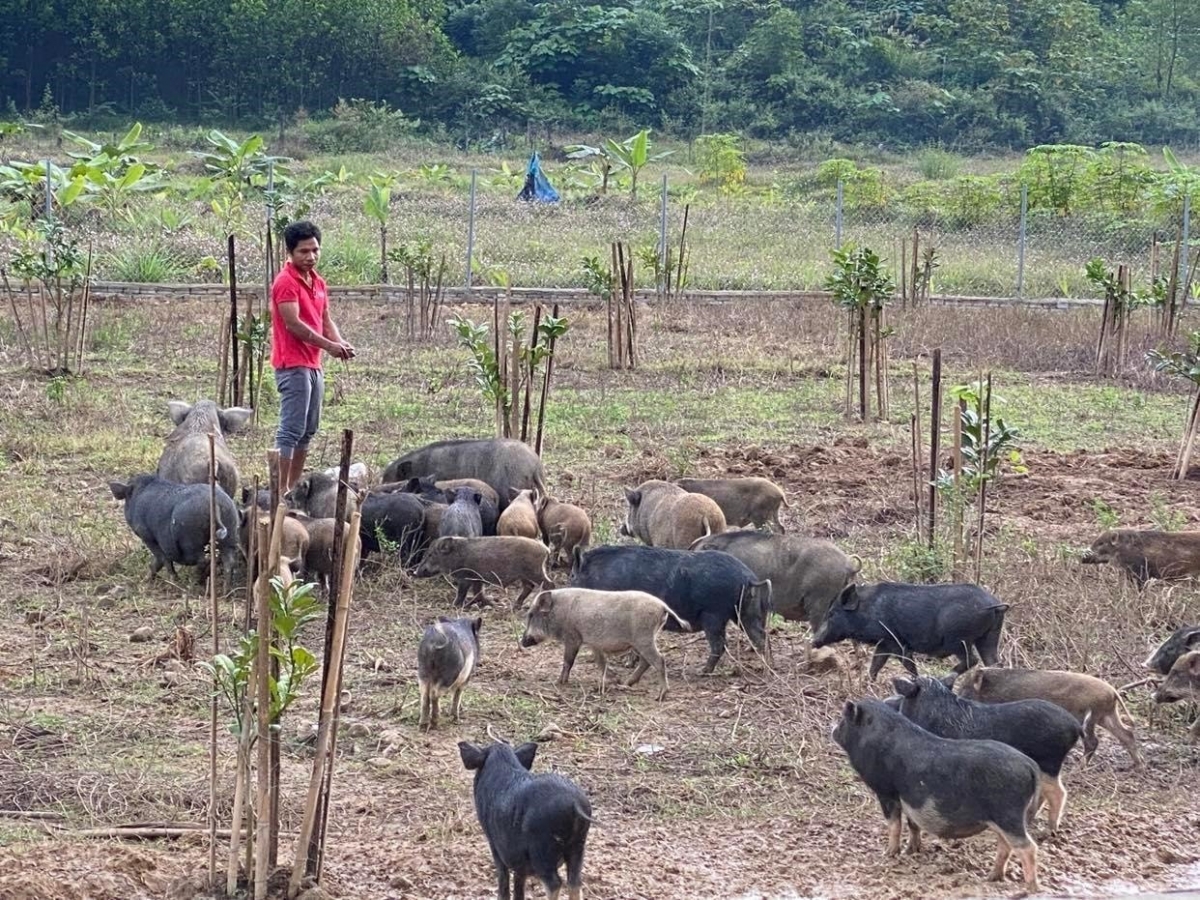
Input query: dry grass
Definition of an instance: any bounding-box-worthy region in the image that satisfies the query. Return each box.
[0,296,1198,899]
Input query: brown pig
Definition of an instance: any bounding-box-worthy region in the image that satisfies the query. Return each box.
[1081,529,1200,588]
[519,588,684,700]
[1153,651,1200,744]
[955,666,1143,767]
[537,496,592,568]
[677,477,789,532]
[620,480,726,550]
[414,536,553,608]
[291,513,361,595]
[240,508,310,572]
[497,488,541,539]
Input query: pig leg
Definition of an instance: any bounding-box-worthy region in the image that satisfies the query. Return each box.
[1082,713,1100,761]
[625,650,653,687]
[769,509,785,533]
[565,841,585,900]
[905,817,922,854]
[450,686,465,723]
[883,808,903,858]
[491,851,511,900]
[1040,774,1067,833]
[1100,712,1144,767]
[512,865,528,900]
[701,618,727,675]
[418,680,432,729]
[513,581,535,609]
[454,579,471,608]
[530,844,563,900]
[559,642,582,686]
[987,833,1013,882]
[975,622,1002,667]
[868,641,903,680]
[594,650,609,692]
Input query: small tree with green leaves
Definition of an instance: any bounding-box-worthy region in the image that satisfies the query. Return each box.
[606,129,673,199]
[1086,258,1153,375]
[363,173,395,282]
[825,245,894,420]
[390,236,446,340]
[1148,331,1200,479]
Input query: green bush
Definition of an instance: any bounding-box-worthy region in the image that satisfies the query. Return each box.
[303,99,416,154]
[915,148,961,181]
[105,241,188,282]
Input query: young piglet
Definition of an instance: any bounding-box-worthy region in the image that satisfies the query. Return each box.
[459,740,591,900]
[417,616,481,730]
[833,699,1042,893]
[519,588,683,700]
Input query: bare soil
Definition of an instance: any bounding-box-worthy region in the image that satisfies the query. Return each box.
[0,297,1198,900]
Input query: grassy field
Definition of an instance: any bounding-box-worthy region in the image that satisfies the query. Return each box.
[1,293,1199,899]
[2,128,1192,299]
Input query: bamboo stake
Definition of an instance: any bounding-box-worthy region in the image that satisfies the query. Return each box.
[974,374,993,581]
[535,303,561,458]
[428,254,446,340]
[218,316,231,407]
[266,458,282,868]
[844,311,854,418]
[858,305,868,420]
[612,243,623,368]
[910,227,920,308]
[521,305,542,443]
[1165,233,1181,336]
[290,509,360,897]
[510,304,521,439]
[1174,387,1200,480]
[910,414,921,533]
[900,238,908,307]
[1,268,37,370]
[254,505,286,898]
[207,433,220,886]
[952,400,964,575]
[307,433,353,876]
[493,290,503,436]
[75,245,92,375]
[927,350,942,548]
[674,204,690,301]
[229,235,241,407]
[624,251,636,368]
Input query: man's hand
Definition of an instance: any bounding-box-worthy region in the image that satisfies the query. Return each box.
[330,340,356,360]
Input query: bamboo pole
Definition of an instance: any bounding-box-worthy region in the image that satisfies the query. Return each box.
[307,434,353,876]
[266,455,281,868]
[674,204,690,301]
[75,245,92,375]
[858,305,868,421]
[624,250,636,368]
[254,505,286,898]
[218,316,231,407]
[493,290,503,436]
[229,235,241,407]
[910,227,920,308]
[535,303,561,458]
[521,305,542,443]
[290,509,360,897]
[952,400,963,575]
[974,374,993,582]
[207,434,220,886]
[1174,387,1200,480]
[927,350,942,548]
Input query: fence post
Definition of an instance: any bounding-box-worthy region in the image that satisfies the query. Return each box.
[464,169,477,290]
[658,173,668,292]
[45,159,52,218]
[835,179,844,249]
[1182,192,1192,311]
[1016,183,1028,298]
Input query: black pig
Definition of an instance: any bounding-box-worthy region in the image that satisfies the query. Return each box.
[1144,625,1200,676]
[813,581,1007,678]
[833,699,1041,892]
[893,675,1083,832]
[459,740,591,900]
[110,474,240,591]
[359,492,427,563]
[570,544,773,674]
[439,487,484,539]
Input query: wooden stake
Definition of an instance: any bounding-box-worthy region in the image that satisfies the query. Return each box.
[535,304,560,458]
[290,508,360,897]
[207,433,220,887]
[229,235,241,407]
[910,414,921,533]
[254,506,286,898]
[521,305,542,443]
[952,399,963,574]
[1174,387,1200,479]
[910,227,920,308]
[218,315,230,407]
[674,204,690,301]
[858,305,868,421]
[974,374,993,582]
[927,350,942,548]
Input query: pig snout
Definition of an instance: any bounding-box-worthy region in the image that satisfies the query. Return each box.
[1080,551,1103,564]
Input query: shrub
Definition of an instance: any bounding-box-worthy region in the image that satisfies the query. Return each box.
[303,99,416,154]
[916,148,961,180]
[105,241,187,283]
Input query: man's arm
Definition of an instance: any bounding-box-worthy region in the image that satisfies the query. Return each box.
[322,305,356,359]
[278,300,344,356]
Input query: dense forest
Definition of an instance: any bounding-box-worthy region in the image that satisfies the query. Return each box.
[4,0,1199,149]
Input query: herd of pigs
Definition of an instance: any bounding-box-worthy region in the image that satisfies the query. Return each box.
[104,400,1200,898]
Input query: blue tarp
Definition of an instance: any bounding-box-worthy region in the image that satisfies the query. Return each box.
[516,151,559,203]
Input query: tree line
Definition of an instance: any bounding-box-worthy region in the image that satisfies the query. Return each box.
[4,0,1199,150]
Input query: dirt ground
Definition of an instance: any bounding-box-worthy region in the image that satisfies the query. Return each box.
[1,298,1199,900]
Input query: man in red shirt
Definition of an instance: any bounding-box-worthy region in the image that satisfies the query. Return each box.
[271,221,355,494]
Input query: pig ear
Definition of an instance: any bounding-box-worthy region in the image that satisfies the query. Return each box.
[108,480,130,500]
[1185,629,1200,650]
[458,742,487,770]
[893,677,918,698]
[167,400,192,426]
[1187,653,1200,676]
[624,488,642,506]
[220,406,253,433]
[842,701,861,725]
[839,584,859,610]
[405,477,421,492]
[513,742,538,770]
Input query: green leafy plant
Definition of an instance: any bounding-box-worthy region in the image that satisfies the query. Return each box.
[1148,492,1187,532]
[563,143,618,195]
[1090,498,1120,531]
[105,241,187,283]
[937,381,1026,495]
[826,244,894,420]
[695,133,746,190]
[605,130,673,199]
[363,174,394,282]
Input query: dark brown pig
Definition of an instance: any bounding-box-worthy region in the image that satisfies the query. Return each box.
[677,477,789,532]
[414,536,553,608]
[157,400,252,500]
[537,496,592,569]
[1153,651,1200,744]
[1082,529,1200,588]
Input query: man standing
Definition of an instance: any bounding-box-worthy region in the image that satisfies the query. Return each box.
[271,220,355,494]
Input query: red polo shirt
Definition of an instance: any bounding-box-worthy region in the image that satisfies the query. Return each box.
[271,261,328,369]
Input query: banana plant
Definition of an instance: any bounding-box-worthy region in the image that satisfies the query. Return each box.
[363,173,396,282]
[604,129,673,199]
[63,121,154,171]
[563,143,616,194]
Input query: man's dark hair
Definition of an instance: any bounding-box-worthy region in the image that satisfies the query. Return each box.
[284,220,321,253]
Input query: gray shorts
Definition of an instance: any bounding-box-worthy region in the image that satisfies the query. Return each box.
[275,366,323,458]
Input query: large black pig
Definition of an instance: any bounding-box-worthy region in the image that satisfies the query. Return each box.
[813,581,1007,678]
